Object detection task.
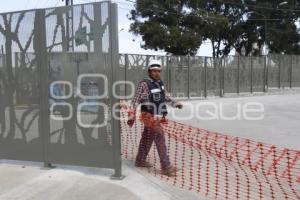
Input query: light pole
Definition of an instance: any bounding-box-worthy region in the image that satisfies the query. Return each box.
[248,11,268,55]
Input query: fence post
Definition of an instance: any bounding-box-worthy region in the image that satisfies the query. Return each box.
[250,56,253,93]
[278,56,281,89]
[168,56,172,93]
[14,52,19,104]
[109,2,124,180]
[166,56,170,92]
[146,55,150,68]
[289,55,293,88]
[263,55,267,92]
[222,58,225,96]
[187,56,190,99]
[266,55,269,90]
[124,54,128,98]
[218,59,223,97]
[204,57,207,98]
[237,56,240,94]
[35,9,51,168]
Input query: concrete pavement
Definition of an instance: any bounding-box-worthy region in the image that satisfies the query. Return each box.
[0,160,203,200]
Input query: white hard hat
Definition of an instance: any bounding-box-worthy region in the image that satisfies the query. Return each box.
[148,59,162,71]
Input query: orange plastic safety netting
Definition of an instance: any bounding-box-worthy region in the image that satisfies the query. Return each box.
[120,106,300,200]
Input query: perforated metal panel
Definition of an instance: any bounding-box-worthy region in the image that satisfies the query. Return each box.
[0,9,43,162]
[118,54,300,99]
[292,55,300,88]
[0,2,122,177]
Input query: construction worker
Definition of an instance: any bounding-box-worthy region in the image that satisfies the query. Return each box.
[127,59,183,176]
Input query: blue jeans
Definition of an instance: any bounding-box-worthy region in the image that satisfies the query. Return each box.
[135,125,171,170]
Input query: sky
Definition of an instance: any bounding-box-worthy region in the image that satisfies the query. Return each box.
[0,0,228,57]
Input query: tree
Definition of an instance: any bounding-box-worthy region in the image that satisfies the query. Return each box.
[191,0,250,57]
[130,0,250,57]
[129,0,300,57]
[129,0,205,55]
[245,0,300,55]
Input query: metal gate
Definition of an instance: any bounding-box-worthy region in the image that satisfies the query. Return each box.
[0,2,122,178]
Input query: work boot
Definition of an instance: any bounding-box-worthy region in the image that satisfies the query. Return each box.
[161,166,179,177]
[135,161,153,168]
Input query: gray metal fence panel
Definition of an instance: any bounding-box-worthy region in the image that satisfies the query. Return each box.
[169,56,189,98]
[189,56,204,98]
[267,54,280,89]
[251,56,264,92]
[119,54,300,99]
[267,54,300,89]
[280,55,292,88]
[118,54,126,98]
[15,53,39,105]
[126,54,149,91]
[0,9,44,162]
[223,56,238,94]
[0,2,122,176]
[205,57,221,96]
[292,55,300,88]
[238,56,251,93]
[45,2,118,168]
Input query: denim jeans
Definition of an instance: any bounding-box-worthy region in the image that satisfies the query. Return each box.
[135,125,171,170]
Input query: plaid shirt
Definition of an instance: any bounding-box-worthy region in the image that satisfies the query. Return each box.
[131,78,177,111]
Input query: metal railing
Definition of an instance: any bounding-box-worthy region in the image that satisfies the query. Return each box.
[119,54,300,98]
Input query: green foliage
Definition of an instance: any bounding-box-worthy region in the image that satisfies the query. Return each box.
[129,0,300,57]
[129,0,204,55]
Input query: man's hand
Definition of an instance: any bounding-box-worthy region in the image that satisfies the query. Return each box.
[174,102,183,109]
[160,115,168,124]
[127,110,135,127]
[127,119,135,127]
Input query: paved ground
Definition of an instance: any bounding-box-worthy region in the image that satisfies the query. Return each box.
[171,89,300,150]
[2,90,299,200]
[0,160,203,200]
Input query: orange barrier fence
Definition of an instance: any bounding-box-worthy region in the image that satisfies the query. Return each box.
[120,108,300,200]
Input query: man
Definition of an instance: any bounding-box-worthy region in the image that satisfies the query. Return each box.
[127,59,183,177]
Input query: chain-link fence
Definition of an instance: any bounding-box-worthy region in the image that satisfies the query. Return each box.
[119,54,300,98]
